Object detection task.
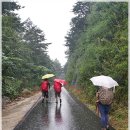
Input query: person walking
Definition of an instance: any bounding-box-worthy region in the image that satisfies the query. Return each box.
[40,78,50,103]
[96,86,114,130]
[53,81,62,104]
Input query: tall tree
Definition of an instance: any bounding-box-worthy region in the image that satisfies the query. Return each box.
[65,2,128,105]
[2,2,55,99]
[23,18,51,65]
[53,59,62,77]
[65,2,91,56]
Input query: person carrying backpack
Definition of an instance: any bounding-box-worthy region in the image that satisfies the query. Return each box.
[40,78,50,103]
[96,86,114,130]
[53,81,62,104]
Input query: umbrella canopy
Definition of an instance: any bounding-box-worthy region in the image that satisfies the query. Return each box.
[54,79,67,85]
[90,75,119,88]
[42,74,55,79]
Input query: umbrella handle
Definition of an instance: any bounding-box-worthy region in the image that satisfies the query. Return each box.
[96,102,100,117]
[113,86,115,93]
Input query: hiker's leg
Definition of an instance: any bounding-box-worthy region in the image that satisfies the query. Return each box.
[45,91,49,102]
[98,103,107,129]
[42,91,45,102]
[55,92,58,103]
[104,105,111,128]
[58,92,62,103]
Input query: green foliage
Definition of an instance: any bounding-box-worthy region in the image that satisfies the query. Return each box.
[65,2,91,56]
[2,2,58,99]
[114,86,128,106]
[65,2,128,106]
[2,2,22,15]
[52,59,63,77]
[2,76,22,99]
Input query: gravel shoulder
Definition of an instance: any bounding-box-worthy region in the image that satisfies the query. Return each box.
[2,92,41,130]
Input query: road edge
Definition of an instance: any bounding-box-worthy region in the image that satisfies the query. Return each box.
[13,95,42,130]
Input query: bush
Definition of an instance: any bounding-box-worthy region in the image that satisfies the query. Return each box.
[21,88,32,97]
[2,76,22,99]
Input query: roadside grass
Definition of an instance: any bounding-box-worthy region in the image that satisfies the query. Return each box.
[110,104,128,130]
[66,86,128,130]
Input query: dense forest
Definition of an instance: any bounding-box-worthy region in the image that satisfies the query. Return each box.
[2,2,128,129]
[2,2,63,99]
[64,2,128,106]
[2,1,128,108]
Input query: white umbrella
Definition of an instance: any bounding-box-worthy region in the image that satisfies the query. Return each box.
[90,75,119,88]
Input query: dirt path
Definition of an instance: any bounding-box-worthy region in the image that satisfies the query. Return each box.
[2,92,41,130]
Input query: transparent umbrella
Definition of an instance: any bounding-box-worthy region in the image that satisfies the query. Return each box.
[90,75,119,88]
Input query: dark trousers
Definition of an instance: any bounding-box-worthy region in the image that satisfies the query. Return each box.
[42,91,48,98]
[55,91,61,98]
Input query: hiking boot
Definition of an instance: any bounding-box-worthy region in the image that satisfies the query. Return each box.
[60,99,62,104]
[42,99,44,103]
[101,128,106,130]
[106,125,110,130]
[56,100,58,103]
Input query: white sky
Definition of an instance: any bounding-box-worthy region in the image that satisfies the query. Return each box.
[14,0,78,66]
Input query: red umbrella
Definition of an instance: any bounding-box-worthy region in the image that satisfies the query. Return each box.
[54,79,67,85]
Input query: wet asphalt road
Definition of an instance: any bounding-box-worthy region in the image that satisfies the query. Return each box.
[14,87,115,130]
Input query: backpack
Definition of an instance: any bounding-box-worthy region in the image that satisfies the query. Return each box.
[98,87,114,105]
[41,81,49,91]
[54,81,62,93]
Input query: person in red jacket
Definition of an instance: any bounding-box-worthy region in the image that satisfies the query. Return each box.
[53,81,62,104]
[41,78,50,103]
